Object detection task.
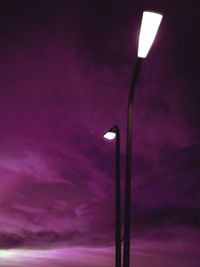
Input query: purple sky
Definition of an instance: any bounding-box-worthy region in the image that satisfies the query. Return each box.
[0,0,199,266]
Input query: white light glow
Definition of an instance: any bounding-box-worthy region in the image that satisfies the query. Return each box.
[0,247,114,267]
[138,11,163,58]
[0,249,14,258]
[103,132,116,140]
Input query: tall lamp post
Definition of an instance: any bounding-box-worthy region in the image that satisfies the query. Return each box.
[104,125,121,267]
[123,11,163,267]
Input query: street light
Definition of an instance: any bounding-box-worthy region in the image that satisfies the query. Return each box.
[104,125,121,267]
[123,11,163,267]
[104,131,116,140]
[138,11,163,58]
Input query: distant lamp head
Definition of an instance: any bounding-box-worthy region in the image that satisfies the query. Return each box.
[103,126,118,140]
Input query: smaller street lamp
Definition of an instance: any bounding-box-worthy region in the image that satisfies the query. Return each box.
[104,125,121,267]
[104,131,117,140]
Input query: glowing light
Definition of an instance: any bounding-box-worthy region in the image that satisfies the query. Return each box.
[138,11,163,58]
[103,132,116,140]
[0,247,114,266]
[0,249,14,258]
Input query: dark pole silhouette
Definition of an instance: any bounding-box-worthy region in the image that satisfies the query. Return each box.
[115,125,121,267]
[123,58,142,267]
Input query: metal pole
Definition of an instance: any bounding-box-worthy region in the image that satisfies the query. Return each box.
[123,57,142,267]
[114,125,121,267]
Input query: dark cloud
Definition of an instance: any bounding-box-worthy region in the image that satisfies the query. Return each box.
[23,229,80,248]
[134,204,200,230]
[0,229,80,249]
[0,232,24,249]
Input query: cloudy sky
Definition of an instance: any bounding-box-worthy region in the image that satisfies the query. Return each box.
[0,0,199,266]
